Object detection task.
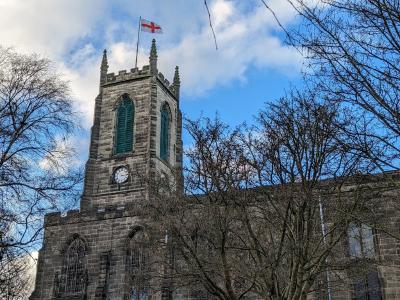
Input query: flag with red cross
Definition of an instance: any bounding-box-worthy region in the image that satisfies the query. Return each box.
[141,19,163,34]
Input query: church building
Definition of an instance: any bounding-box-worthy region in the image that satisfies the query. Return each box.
[30,39,182,300]
[29,39,400,300]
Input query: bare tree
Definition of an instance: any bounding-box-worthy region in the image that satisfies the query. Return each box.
[281,0,400,170]
[145,2,400,298]
[240,90,378,299]
[147,90,379,300]
[0,47,82,298]
[0,249,35,300]
[148,116,258,300]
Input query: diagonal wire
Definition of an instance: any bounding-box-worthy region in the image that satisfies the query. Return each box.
[204,0,218,50]
[260,0,294,46]
[259,0,303,57]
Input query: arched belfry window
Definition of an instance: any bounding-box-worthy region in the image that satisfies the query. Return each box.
[115,94,134,154]
[60,237,87,295]
[160,103,171,161]
[128,229,151,300]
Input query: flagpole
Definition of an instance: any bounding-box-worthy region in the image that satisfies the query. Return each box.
[135,16,141,69]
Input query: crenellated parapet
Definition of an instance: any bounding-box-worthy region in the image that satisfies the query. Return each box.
[101,39,180,100]
[44,204,144,227]
[103,65,151,85]
[157,71,180,100]
[101,67,179,100]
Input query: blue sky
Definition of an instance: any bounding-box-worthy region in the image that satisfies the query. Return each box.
[0,0,303,163]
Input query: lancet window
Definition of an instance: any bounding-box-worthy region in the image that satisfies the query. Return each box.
[160,103,171,162]
[348,223,382,300]
[115,94,134,154]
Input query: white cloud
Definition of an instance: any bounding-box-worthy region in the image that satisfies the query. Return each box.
[38,136,81,174]
[156,0,302,96]
[57,58,99,129]
[0,0,107,58]
[0,0,107,128]
[27,251,39,296]
[108,42,148,73]
[212,0,235,28]
[0,0,302,127]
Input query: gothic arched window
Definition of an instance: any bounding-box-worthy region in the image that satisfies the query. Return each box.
[347,223,382,299]
[160,103,171,162]
[60,237,87,295]
[128,229,151,300]
[115,94,134,154]
[348,223,375,259]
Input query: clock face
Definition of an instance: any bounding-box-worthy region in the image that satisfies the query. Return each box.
[114,166,129,184]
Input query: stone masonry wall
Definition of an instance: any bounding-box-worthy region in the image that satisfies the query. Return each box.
[82,74,152,210]
[82,67,180,211]
[30,207,163,300]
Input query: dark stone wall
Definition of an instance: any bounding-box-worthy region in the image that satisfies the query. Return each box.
[30,207,163,300]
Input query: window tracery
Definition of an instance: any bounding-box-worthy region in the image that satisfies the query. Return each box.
[347,223,382,299]
[348,223,375,258]
[128,230,151,300]
[59,237,87,295]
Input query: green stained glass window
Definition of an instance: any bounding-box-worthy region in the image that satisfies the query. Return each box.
[160,103,170,161]
[115,95,134,154]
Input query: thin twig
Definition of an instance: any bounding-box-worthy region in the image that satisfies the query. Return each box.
[204,0,218,50]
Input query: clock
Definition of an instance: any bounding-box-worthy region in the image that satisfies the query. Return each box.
[113,166,129,184]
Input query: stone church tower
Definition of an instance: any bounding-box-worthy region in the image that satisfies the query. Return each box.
[30,39,183,300]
